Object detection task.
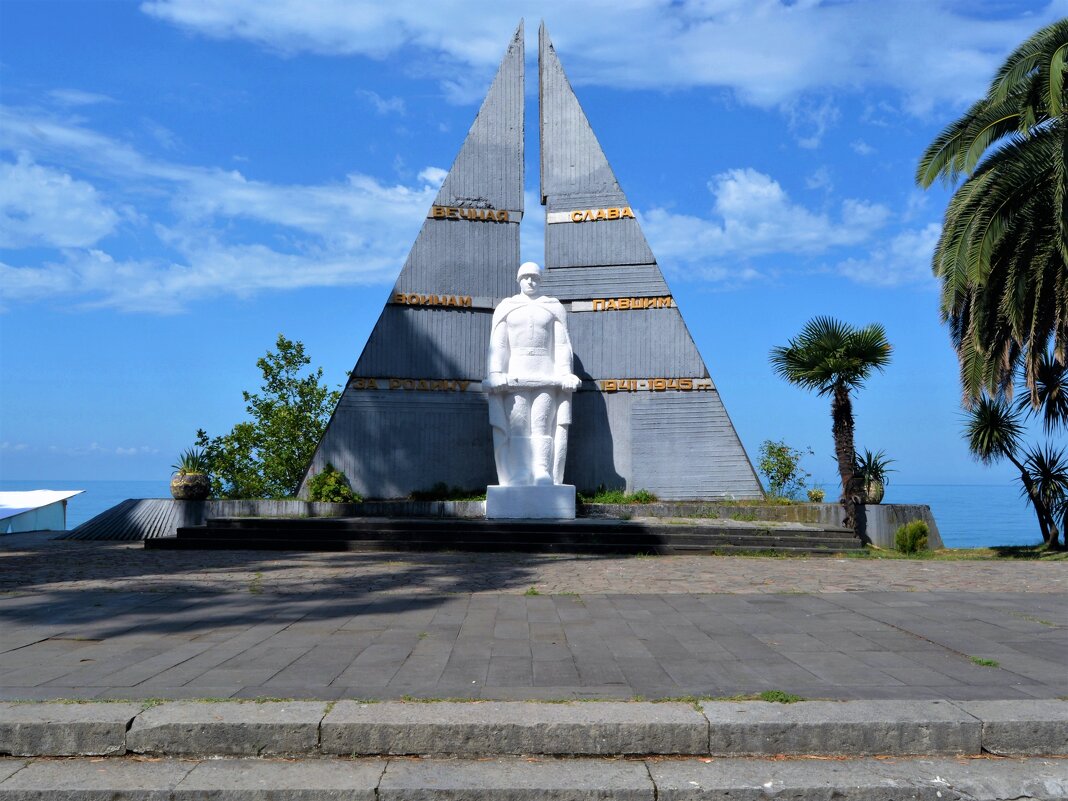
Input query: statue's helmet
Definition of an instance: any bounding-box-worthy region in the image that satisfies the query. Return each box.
[516,261,542,280]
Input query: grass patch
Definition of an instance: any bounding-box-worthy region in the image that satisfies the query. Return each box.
[757,690,804,703]
[579,487,658,504]
[970,656,1000,668]
[729,512,760,522]
[523,586,540,596]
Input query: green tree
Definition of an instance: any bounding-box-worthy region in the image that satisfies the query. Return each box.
[770,317,892,533]
[196,334,340,499]
[964,395,1062,548]
[757,439,812,500]
[917,18,1068,412]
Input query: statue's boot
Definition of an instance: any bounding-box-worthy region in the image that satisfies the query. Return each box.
[532,436,555,485]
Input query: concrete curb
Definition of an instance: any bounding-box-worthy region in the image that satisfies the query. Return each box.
[1,756,1066,800]
[0,699,1066,758]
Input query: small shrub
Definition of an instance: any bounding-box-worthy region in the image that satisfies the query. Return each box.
[307,463,360,503]
[172,447,210,476]
[807,488,825,503]
[757,440,812,500]
[895,520,929,554]
[629,489,658,504]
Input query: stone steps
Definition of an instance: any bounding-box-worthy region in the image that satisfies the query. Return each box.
[2,754,1065,800]
[147,516,863,555]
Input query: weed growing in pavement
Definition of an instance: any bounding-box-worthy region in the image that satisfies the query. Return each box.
[248,572,264,594]
[524,586,540,596]
[1008,611,1056,627]
[970,656,1000,668]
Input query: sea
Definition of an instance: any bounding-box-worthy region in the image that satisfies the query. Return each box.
[0,479,1046,549]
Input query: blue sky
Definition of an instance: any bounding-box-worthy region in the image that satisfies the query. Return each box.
[2,0,1066,492]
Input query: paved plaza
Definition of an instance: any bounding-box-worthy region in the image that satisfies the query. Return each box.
[0,533,1065,701]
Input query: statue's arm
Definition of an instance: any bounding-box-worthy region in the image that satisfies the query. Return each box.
[553,313,581,392]
[485,317,510,392]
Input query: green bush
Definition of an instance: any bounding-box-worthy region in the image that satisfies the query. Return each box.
[307,463,360,503]
[895,520,929,554]
[757,440,812,500]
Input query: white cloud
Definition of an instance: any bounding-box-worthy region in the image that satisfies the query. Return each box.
[851,139,875,156]
[0,109,448,311]
[140,0,1067,115]
[783,96,839,149]
[356,89,406,115]
[806,166,832,192]
[835,223,941,287]
[642,167,890,278]
[0,156,119,248]
[47,89,115,107]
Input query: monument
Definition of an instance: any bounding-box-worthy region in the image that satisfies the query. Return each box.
[484,261,579,518]
[298,22,763,503]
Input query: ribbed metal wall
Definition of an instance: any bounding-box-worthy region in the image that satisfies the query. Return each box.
[393,222,520,299]
[568,308,706,379]
[546,219,655,269]
[543,265,669,300]
[630,395,762,500]
[308,393,496,499]
[539,23,762,500]
[354,307,491,379]
[300,24,524,499]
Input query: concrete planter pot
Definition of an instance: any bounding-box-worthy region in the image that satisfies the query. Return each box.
[862,479,885,505]
[170,473,210,501]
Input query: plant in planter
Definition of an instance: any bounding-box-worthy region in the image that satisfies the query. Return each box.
[170,447,211,500]
[855,449,894,504]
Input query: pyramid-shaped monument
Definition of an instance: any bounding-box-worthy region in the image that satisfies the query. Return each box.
[302,22,762,500]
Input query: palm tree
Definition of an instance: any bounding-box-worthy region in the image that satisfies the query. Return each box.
[917,19,1068,415]
[770,317,892,533]
[964,395,1061,547]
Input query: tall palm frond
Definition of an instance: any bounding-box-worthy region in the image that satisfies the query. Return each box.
[920,19,1068,408]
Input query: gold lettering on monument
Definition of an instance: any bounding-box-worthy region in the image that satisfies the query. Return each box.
[349,377,473,392]
[569,207,635,223]
[600,378,711,393]
[591,296,673,312]
[393,293,473,308]
[431,205,509,223]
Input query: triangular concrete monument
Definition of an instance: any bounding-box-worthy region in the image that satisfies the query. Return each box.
[537,23,761,499]
[300,23,524,499]
[302,22,762,501]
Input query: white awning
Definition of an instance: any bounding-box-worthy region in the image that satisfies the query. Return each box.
[0,490,84,521]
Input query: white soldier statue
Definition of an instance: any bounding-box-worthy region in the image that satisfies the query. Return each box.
[484,262,581,487]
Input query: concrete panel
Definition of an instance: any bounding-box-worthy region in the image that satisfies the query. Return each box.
[307,393,496,499]
[322,701,707,755]
[700,700,981,756]
[393,220,520,300]
[568,308,707,379]
[539,24,623,203]
[630,395,763,500]
[546,218,656,269]
[354,306,491,380]
[127,701,328,756]
[544,265,669,301]
[436,23,524,213]
[0,702,140,756]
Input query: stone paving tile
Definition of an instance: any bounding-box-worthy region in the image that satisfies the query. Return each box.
[0,539,1065,701]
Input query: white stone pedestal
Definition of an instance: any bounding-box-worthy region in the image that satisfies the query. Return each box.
[485,485,576,519]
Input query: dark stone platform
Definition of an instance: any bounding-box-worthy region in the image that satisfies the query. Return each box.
[146,516,862,555]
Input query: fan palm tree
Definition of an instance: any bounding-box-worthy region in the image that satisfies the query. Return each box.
[965,395,1058,546]
[770,317,892,533]
[917,19,1068,415]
